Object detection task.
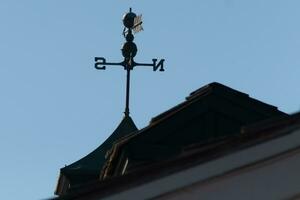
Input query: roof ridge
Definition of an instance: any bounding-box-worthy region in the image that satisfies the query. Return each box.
[186,82,249,101]
[150,82,251,124]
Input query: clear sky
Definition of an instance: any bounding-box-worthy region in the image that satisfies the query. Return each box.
[1,1,300,199]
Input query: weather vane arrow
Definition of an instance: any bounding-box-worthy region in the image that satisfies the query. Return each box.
[94,8,165,117]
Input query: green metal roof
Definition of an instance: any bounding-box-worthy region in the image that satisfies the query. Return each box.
[60,115,138,186]
[102,82,288,177]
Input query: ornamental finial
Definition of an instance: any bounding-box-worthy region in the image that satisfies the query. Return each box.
[94,8,165,116]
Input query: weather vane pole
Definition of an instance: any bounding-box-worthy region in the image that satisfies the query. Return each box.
[94,8,165,117]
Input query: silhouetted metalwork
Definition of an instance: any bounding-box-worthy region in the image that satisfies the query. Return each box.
[95,8,165,117]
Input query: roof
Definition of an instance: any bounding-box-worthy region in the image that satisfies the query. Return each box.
[53,112,300,200]
[100,82,287,178]
[138,82,285,143]
[53,82,288,197]
[150,82,281,124]
[55,115,138,194]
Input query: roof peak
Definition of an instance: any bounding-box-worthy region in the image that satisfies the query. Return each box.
[150,82,283,124]
[187,82,249,101]
[55,116,138,195]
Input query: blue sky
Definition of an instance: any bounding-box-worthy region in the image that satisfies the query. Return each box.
[1,1,300,199]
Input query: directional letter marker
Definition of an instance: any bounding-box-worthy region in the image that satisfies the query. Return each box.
[94,8,165,116]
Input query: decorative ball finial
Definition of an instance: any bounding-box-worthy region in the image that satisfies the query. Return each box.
[123,10,137,29]
[121,8,138,61]
[121,42,137,59]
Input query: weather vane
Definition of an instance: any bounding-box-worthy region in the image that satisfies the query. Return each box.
[94,8,165,117]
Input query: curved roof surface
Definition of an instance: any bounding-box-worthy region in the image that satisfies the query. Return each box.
[58,115,138,188]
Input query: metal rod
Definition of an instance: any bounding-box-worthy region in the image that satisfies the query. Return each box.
[124,68,130,116]
[134,63,154,67]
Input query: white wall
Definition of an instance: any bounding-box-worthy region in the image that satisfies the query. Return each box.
[156,147,300,200]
